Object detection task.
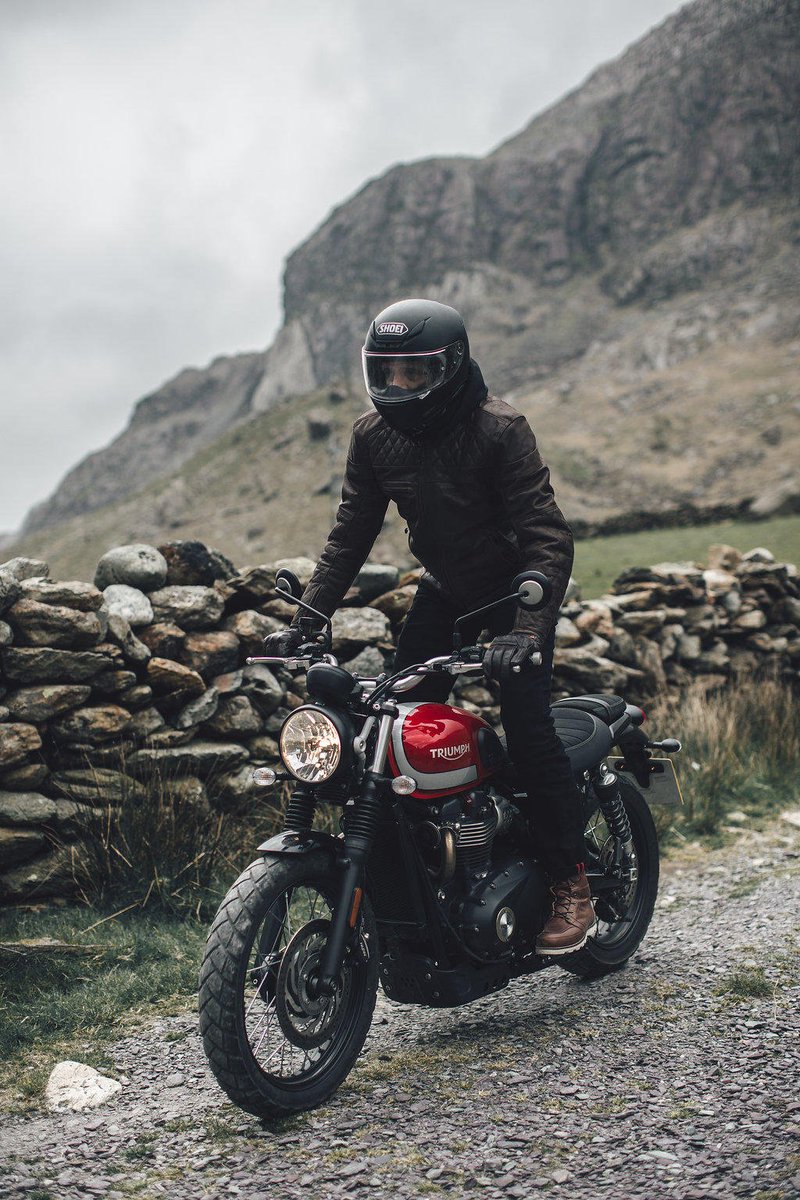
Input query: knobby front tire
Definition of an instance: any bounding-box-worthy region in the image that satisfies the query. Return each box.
[198,851,379,1117]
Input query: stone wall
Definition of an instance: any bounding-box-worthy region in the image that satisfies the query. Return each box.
[0,539,797,904]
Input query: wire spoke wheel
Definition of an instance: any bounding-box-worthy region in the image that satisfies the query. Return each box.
[560,778,659,978]
[199,851,379,1116]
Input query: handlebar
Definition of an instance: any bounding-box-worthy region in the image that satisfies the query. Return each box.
[391,645,542,692]
[246,644,543,693]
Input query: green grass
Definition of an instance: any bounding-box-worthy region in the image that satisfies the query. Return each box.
[574,513,800,597]
[716,967,774,1000]
[0,903,207,1110]
[650,675,799,841]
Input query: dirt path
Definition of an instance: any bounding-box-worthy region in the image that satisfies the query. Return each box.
[1,819,799,1200]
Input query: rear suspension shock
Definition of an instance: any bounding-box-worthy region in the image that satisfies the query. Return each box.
[594,765,637,879]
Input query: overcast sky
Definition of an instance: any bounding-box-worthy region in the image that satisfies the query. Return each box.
[0,0,688,532]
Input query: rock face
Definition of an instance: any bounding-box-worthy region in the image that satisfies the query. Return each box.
[0,539,797,907]
[14,0,800,568]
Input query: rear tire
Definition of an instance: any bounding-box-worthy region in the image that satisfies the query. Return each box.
[559,779,659,979]
[198,852,378,1117]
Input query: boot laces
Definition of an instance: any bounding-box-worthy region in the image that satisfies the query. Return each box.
[550,877,578,920]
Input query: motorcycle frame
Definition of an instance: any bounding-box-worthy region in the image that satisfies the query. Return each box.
[249,578,651,1004]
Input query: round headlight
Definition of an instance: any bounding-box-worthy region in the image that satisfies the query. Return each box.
[280,709,342,783]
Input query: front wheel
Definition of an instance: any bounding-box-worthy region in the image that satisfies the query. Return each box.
[560,778,659,979]
[198,851,379,1116]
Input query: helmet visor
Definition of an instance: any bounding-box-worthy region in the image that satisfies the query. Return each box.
[362,341,465,403]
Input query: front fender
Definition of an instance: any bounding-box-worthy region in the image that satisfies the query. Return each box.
[255,829,342,858]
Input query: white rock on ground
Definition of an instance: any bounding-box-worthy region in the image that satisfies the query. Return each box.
[45,1061,122,1111]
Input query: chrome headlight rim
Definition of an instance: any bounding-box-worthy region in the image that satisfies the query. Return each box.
[279,706,344,784]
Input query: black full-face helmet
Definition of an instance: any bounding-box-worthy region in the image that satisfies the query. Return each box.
[362,298,470,437]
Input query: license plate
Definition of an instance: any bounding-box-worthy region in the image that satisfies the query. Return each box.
[609,756,683,806]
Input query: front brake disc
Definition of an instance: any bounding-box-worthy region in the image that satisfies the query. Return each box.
[275,918,352,1049]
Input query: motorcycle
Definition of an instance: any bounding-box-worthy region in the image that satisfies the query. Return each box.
[198,568,682,1116]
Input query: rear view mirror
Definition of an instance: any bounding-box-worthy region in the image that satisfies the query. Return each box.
[275,568,303,600]
[512,571,552,612]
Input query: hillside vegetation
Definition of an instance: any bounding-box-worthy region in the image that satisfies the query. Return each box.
[10,0,799,571]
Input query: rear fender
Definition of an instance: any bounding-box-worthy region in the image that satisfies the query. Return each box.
[256,829,341,859]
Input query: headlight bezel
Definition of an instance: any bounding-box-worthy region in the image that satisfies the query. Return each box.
[279,704,352,785]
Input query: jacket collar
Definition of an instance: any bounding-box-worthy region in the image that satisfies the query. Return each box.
[415,359,488,443]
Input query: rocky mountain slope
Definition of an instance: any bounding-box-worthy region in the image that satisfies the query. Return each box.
[13,0,800,580]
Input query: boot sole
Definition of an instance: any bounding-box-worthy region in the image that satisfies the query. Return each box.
[535,920,599,958]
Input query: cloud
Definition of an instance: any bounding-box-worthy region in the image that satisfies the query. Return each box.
[0,0,685,529]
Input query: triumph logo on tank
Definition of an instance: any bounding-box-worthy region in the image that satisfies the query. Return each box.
[376,322,408,335]
[431,742,469,760]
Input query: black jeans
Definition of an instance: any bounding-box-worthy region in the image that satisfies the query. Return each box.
[393,582,586,880]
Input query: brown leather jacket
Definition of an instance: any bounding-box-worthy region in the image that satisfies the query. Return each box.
[299,362,574,642]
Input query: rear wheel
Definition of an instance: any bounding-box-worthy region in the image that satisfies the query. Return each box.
[560,778,659,979]
[198,852,379,1116]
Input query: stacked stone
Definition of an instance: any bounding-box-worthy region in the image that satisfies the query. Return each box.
[0,544,398,902]
[0,539,797,904]
[552,544,799,699]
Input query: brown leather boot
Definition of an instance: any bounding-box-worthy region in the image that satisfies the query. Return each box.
[535,867,598,956]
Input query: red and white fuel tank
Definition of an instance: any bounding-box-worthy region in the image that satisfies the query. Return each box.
[387,702,505,800]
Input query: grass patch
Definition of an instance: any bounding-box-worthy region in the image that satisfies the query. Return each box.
[61,752,232,921]
[646,675,799,840]
[53,751,302,923]
[0,902,207,1111]
[574,513,800,598]
[727,876,760,899]
[716,966,774,1000]
[0,763,313,1111]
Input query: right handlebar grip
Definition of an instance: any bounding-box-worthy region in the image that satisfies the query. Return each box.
[511,650,543,674]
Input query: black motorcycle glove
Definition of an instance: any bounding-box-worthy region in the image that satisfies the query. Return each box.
[263,627,304,657]
[483,630,542,686]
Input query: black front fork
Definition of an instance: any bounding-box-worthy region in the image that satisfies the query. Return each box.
[315,771,385,996]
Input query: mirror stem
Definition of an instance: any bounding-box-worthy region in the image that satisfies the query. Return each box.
[275,585,332,639]
[453,590,521,647]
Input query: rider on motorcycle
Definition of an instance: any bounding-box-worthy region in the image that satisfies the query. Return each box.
[264,298,596,955]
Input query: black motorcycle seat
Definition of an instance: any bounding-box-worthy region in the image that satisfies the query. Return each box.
[500,708,613,778]
[551,693,627,725]
[551,707,614,774]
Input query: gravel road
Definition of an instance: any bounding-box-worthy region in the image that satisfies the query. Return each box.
[2,818,799,1200]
